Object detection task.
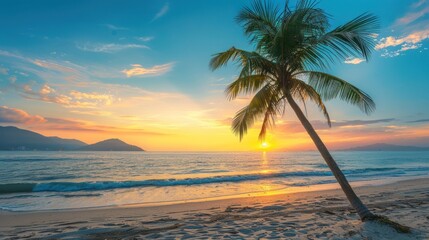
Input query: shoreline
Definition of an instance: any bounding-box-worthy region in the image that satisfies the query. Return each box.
[1,177,428,239]
[1,174,427,214]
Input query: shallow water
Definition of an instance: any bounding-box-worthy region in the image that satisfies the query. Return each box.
[0,151,428,211]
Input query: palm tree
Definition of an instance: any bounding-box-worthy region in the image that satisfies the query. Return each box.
[210,0,409,231]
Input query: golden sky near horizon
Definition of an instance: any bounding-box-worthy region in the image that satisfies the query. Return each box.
[1,0,429,151]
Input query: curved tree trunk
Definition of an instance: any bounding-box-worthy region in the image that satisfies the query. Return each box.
[285,94,374,221]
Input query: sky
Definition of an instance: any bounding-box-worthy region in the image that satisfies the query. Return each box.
[0,0,429,151]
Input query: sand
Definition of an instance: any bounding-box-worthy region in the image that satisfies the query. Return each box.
[0,178,428,239]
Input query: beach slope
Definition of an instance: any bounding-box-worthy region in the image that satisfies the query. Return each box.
[1,178,428,239]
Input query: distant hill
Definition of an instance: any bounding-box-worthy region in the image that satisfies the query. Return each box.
[0,126,87,150]
[78,139,143,151]
[342,143,429,151]
[0,126,144,151]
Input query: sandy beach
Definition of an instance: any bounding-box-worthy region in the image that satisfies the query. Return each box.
[1,177,428,239]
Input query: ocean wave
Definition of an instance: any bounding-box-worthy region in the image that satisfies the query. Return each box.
[0,167,427,194]
[0,158,77,163]
[0,183,36,194]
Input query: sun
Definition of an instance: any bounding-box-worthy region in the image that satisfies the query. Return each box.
[260,142,270,150]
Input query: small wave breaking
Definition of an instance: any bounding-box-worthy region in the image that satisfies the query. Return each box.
[0,167,426,194]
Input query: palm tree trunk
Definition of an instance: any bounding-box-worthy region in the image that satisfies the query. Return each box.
[285,94,374,221]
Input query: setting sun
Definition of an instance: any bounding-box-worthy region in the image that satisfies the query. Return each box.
[260,142,270,150]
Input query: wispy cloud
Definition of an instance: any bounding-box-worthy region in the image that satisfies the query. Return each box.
[122,63,174,77]
[408,118,429,123]
[77,43,149,53]
[43,117,170,135]
[0,67,8,75]
[332,119,396,127]
[396,3,429,25]
[0,50,31,62]
[13,82,115,109]
[137,36,154,42]
[152,3,169,21]
[413,0,427,8]
[276,118,396,133]
[0,106,46,124]
[33,59,79,73]
[344,57,365,65]
[69,90,114,105]
[102,24,128,31]
[0,50,87,79]
[0,106,168,136]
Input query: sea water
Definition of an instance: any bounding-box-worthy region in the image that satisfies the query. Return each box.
[0,151,428,211]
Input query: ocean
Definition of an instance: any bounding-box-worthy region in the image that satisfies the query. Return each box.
[1,151,428,211]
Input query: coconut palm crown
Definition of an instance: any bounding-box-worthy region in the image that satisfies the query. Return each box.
[210,0,381,221]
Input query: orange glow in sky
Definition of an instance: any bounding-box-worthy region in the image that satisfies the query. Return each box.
[1,1,428,151]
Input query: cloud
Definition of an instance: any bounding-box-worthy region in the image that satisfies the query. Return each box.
[375,29,429,57]
[0,106,45,123]
[0,106,168,136]
[122,63,174,77]
[23,84,73,106]
[69,90,114,105]
[375,0,429,57]
[396,5,429,25]
[77,43,149,53]
[33,59,79,73]
[137,36,154,42]
[102,24,128,31]
[39,84,55,95]
[344,58,365,65]
[376,30,429,49]
[0,67,8,75]
[413,0,427,8]
[332,118,396,127]
[70,110,112,117]
[14,82,115,109]
[408,118,429,123]
[153,3,169,21]
[8,76,16,83]
[0,50,89,82]
[42,117,104,132]
[217,117,232,126]
[275,118,396,134]
[37,117,169,135]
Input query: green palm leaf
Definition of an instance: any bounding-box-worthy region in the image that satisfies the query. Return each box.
[210,0,378,140]
[301,71,375,114]
[290,78,331,126]
[225,75,269,100]
[232,84,281,140]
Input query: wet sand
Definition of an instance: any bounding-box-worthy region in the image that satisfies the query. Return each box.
[1,178,428,239]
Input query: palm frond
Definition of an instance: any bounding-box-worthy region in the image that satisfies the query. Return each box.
[258,106,277,141]
[274,0,331,67]
[290,79,331,126]
[225,75,268,100]
[300,71,375,114]
[210,47,276,75]
[209,47,245,70]
[232,84,281,140]
[236,0,281,49]
[318,13,379,61]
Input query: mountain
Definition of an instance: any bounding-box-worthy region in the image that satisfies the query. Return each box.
[342,143,429,151]
[0,126,144,151]
[78,139,143,151]
[0,126,87,150]
[49,137,88,149]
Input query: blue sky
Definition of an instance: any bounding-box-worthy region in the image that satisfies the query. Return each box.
[0,0,429,150]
